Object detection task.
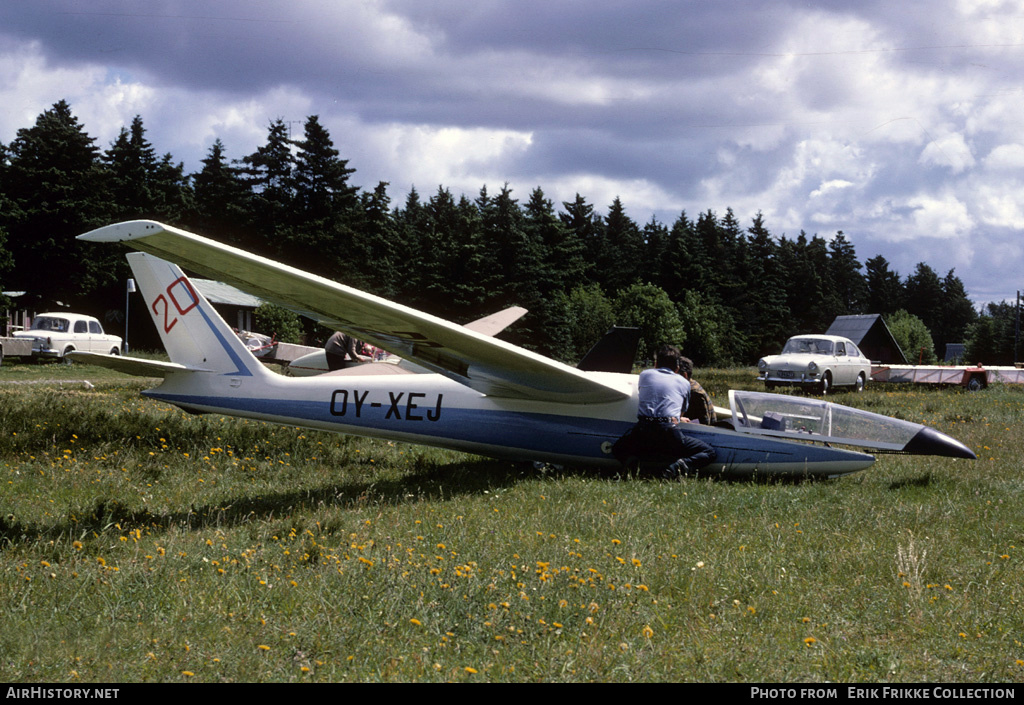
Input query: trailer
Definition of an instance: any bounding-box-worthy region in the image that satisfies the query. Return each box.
[871,364,1024,390]
[0,336,34,366]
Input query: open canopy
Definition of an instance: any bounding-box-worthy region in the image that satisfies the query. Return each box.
[728,390,976,459]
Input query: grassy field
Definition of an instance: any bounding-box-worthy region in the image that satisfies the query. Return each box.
[1,361,1022,682]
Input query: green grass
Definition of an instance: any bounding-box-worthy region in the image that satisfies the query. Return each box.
[1,363,1022,682]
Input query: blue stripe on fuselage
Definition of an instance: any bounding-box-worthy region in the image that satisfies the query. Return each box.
[145,389,627,460]
[142,389,872,470]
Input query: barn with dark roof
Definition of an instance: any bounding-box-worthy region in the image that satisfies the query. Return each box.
[827,314,907,364]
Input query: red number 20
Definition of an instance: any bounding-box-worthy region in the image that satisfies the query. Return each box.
[152,277,199,334]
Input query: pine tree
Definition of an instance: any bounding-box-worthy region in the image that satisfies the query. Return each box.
[641,216,669,290]
[659,211,695,302]
[1,101,117,308]
[522,187,585,356]
[190,139,251,247]
[292,115,357,223]
[392,187,429,304]
[559,194,604,289]
[864,255,903,316]
[903,263,945,344]
[936,269,977,351]
[741,212,788,356]
[827,231,867,313]
[103,116,158,218]
[598,197,645,293]
[526,187,588,292]
[351,181,399,297]
[239,118,296,257]
[288,116,360,278]
[415,186,485,320]
[476,184,545,346]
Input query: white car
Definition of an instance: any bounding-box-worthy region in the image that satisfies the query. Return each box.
[12,313,122,361]
[757,334,871,394]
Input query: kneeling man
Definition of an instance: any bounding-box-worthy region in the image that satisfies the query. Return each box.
[612,344,717,478]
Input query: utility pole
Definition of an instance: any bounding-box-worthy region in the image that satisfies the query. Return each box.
[1016,289,1020,365]
[284,120,303,142]
[125,278,135,353]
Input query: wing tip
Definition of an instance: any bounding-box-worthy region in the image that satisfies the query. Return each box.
[79,220,169,243]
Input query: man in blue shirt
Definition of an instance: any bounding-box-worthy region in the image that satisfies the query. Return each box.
[612,344,717,479]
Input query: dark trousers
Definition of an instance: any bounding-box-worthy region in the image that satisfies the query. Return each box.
[612,420,717,470]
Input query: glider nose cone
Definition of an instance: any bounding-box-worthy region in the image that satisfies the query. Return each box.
[904,426,977,460]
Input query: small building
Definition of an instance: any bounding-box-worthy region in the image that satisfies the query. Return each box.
[944,343,966,363]
[191,279,265,332]
[827,314,907,364]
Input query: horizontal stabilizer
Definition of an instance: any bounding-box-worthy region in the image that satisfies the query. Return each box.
[463,306,528,336]
[66,351,192,377]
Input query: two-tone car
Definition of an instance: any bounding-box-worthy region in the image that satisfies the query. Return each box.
[12,313,122,362]
[757,334,871,394]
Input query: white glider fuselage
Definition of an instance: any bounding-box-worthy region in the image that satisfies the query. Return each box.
[147,365,879,475]
[74,221,974,478]
[151,365,640,466]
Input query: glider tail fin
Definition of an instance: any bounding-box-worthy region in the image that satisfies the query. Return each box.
[577,326,641,373]
[128,252,271,378]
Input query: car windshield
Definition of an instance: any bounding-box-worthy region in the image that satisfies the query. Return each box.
[782,338,834,355]
[31,316,70,333]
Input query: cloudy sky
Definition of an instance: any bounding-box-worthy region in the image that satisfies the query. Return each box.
[2,0,1022,305]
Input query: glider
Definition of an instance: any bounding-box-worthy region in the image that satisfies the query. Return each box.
[75,221,976,478]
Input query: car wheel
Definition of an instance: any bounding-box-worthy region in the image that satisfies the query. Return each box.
[818,371,832,395]
[61,346,75,365]
[966,375,984,391]
[855,373,866,392]
[109,346,121,356]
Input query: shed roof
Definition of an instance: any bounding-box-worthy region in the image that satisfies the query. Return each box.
[192,279,265,308]
[827,314,907,364]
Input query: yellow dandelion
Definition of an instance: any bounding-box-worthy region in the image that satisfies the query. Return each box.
[181,671,194,677]
[410,618,422,626]
[258,644,270,651]
[642,625,654,639]
[804,637,817,646]
[465,666,478,674]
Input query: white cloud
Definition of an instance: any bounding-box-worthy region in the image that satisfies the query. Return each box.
[542,174,680,219]
[973,183,1024,228]
[356,122,533,194]
[918,133,975,173]
[906,192,974,240]
[983,143,1024,170]
[810,179,854,199]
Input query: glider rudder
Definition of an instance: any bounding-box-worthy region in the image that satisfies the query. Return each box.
[127,252,270,378]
